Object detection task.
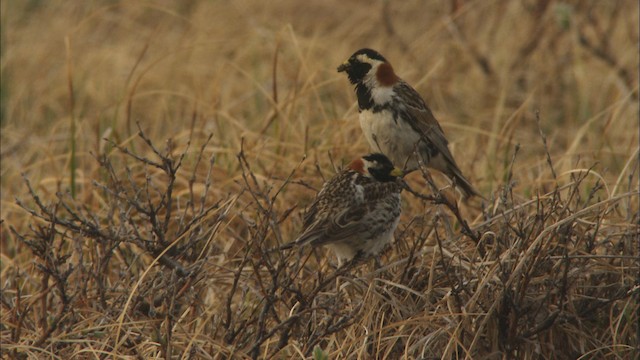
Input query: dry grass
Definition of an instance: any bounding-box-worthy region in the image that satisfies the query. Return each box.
[1,1,638,359]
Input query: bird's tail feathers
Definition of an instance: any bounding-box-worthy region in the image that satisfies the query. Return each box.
[273,232,316,253]
[447,165,483,200]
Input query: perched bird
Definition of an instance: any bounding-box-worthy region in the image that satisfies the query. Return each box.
[285,153,404,263]
[337,48,480,198]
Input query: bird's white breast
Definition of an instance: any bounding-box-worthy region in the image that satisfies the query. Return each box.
[359,109,421,168]
[351,173,365,203]
[370,86,395,104]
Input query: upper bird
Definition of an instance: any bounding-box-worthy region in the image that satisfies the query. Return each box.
[337,48,480,199]
[285,153,404,263]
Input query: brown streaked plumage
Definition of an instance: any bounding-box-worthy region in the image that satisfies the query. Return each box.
[283,153,404,263]
[337,48,480,199]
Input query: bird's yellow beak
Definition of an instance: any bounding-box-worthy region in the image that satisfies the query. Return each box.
[390,168,404,177]
[337,60,350,72]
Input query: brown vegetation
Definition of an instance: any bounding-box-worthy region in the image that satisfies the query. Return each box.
[1,1,638,359]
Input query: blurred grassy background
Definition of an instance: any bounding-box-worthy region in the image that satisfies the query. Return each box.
[2,0,637,195]
[1,0,638,358]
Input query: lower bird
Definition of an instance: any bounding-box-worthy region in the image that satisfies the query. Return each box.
[337,48,480,199]
[284,153,404,263]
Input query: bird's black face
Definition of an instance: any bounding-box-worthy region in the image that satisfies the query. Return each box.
[337,48,387,84]
[362,153,403,182]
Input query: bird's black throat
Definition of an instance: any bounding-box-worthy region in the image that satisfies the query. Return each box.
[355,83,374,111]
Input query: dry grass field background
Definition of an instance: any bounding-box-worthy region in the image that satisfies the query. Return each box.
[1,1,638,359]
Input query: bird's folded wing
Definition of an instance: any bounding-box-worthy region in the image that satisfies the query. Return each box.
[397,82,461,167]
[298,205,367,248]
